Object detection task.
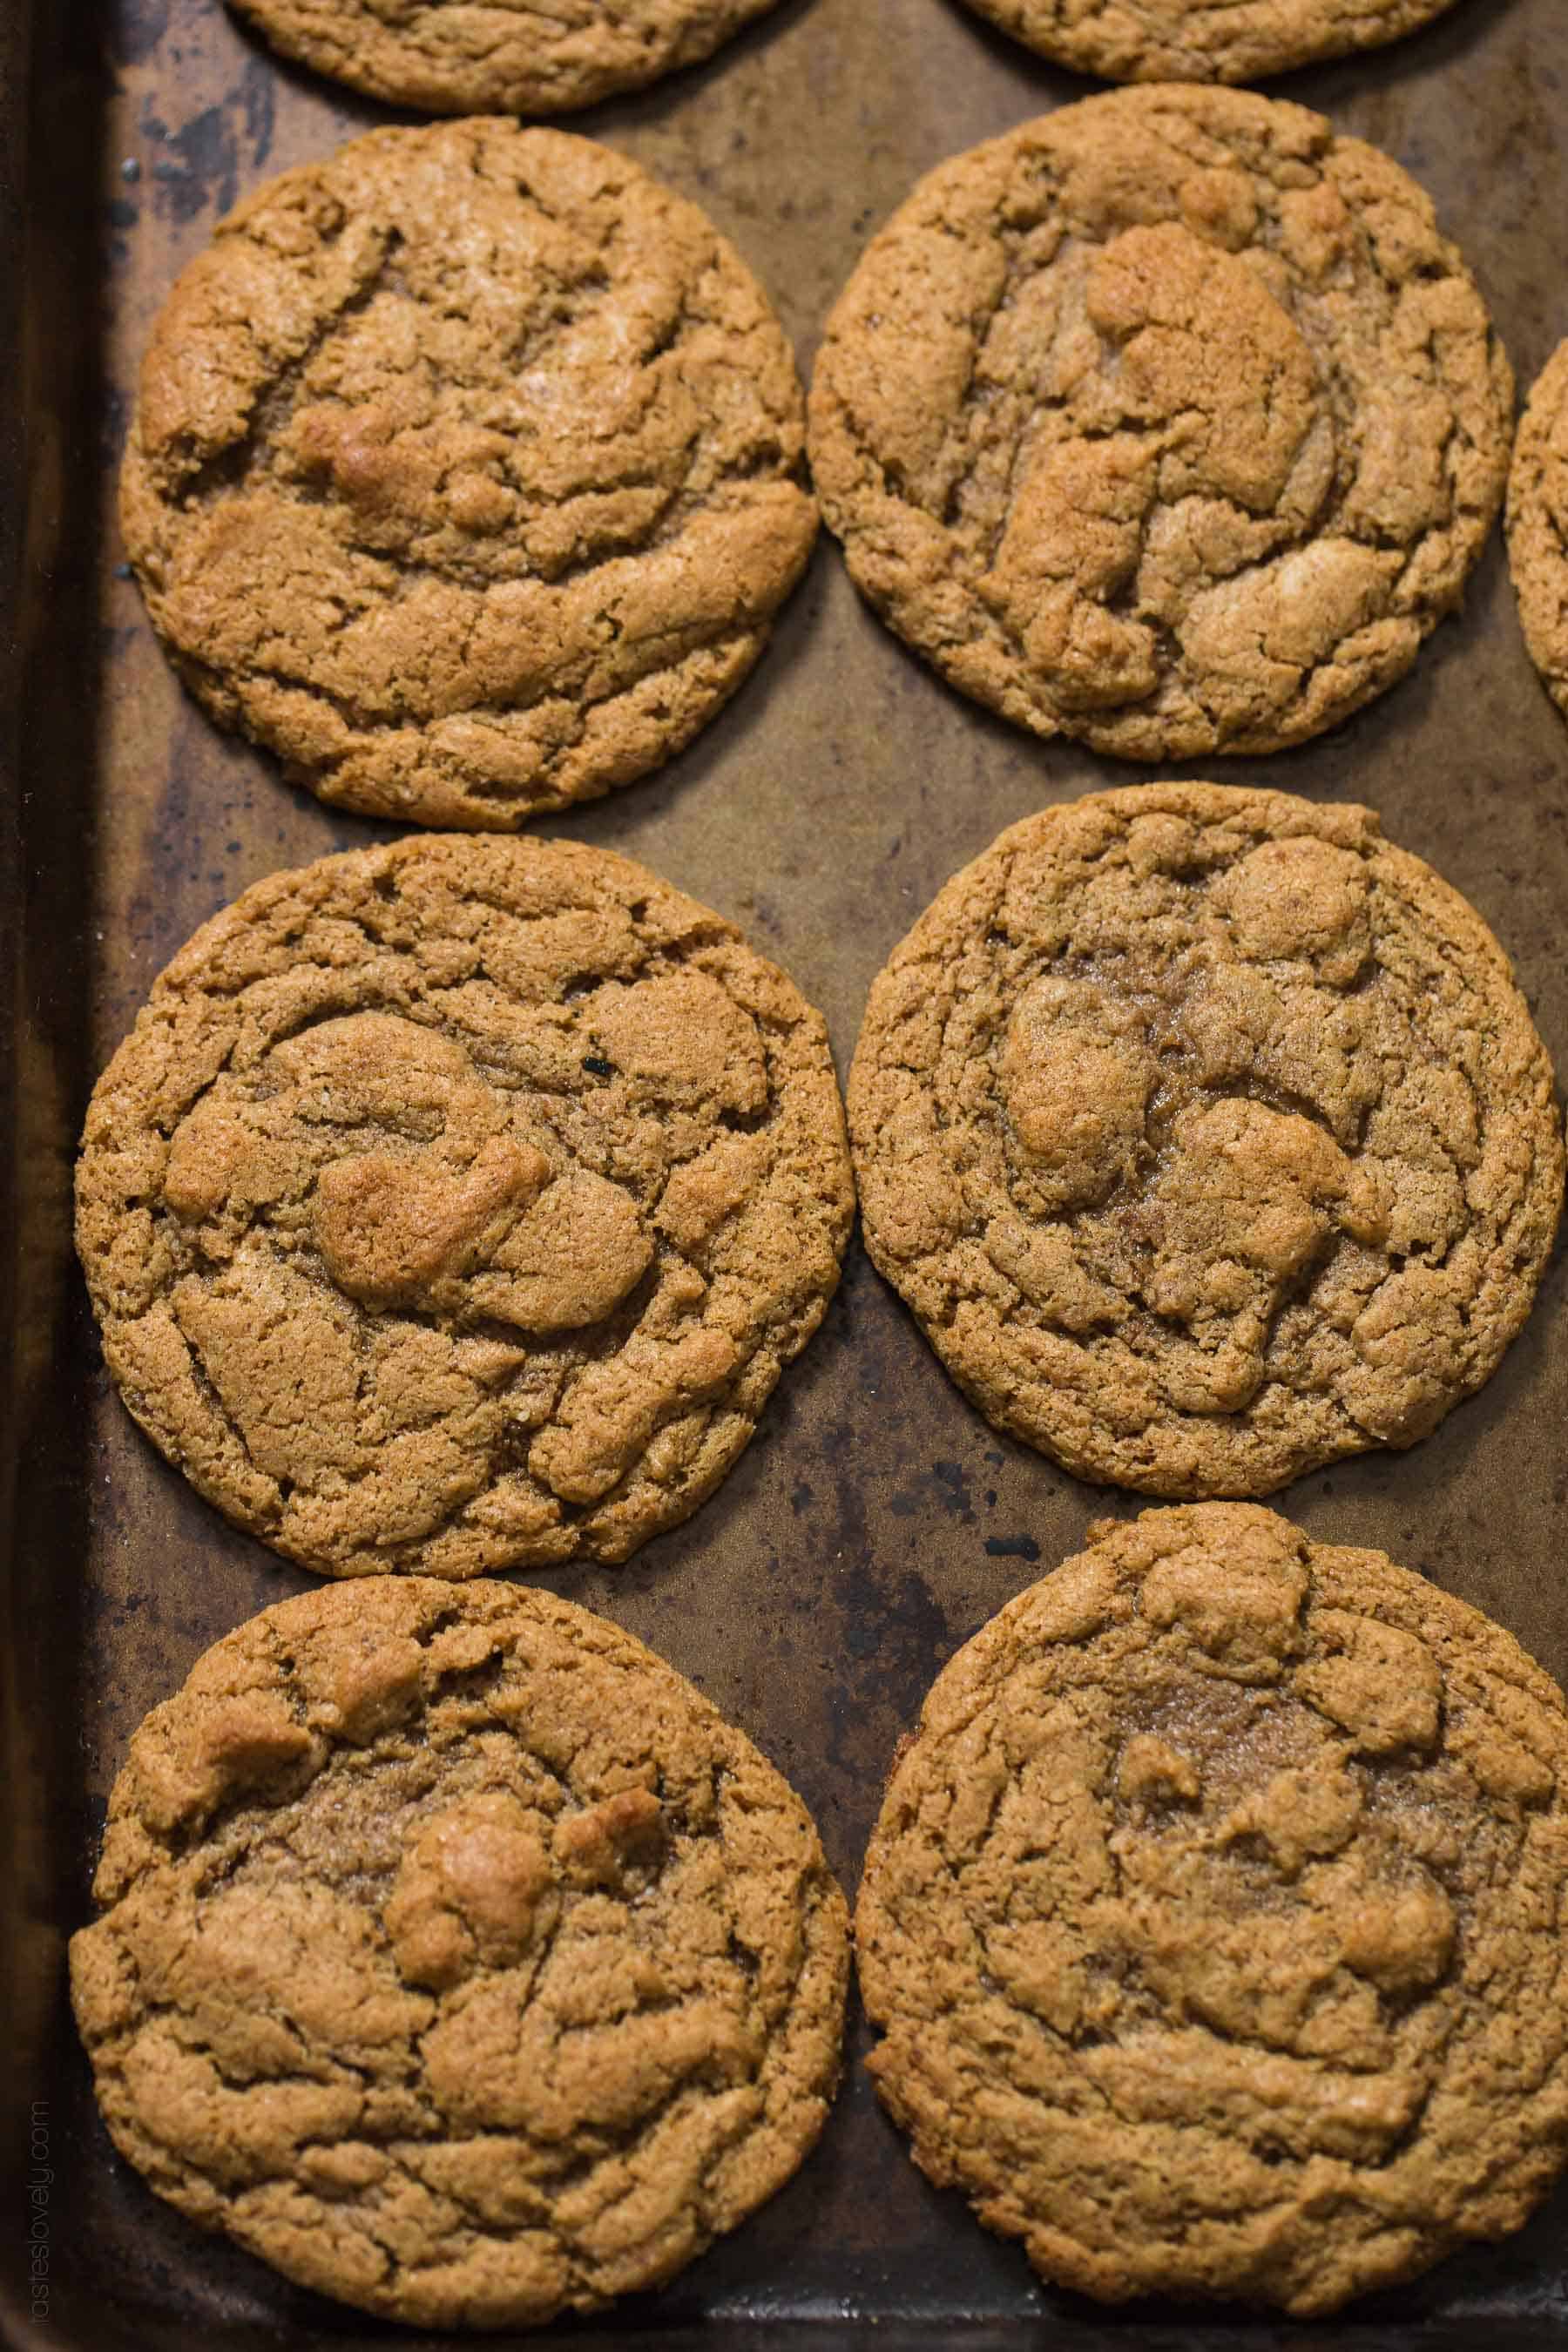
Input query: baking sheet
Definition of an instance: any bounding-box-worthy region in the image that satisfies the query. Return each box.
[5,0,1568,2342]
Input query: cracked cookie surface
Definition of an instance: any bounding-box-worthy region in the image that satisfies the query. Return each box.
[226,0,782,115]
[808,87,1510,760]
[1506,340,1568,728]
[76,834,854,1577]
[954,0,1461,84]
[856,1502,1568,2313]
[71,1576,848,2328]
[848,783,1562,1497]
[120,120,816,828]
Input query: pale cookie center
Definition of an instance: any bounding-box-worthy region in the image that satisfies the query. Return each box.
[1218,837,1372,983]
[553,1784,667,1889]
[384,1784,669,1991]
[1000,976,1156,1210]
[167,1009,657,1335]
[982,222,1324,714]
[313,1139,653,1333]
[385,1794,557,1991]
[314,1133,555,1304]
[1146,1098,1388,1414]
[287,395,521,548]
[1086,224,1319,515]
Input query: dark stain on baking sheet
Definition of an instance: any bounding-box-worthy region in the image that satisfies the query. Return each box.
[7,0,1568,2342]
[140,58,275,222]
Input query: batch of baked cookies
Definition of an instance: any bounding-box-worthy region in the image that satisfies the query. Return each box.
[66,0,1568,2333]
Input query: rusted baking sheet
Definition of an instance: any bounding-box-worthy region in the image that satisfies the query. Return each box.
[4,0,1568,2343]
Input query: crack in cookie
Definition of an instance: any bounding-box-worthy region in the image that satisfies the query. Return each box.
[848,783,1562,1497]
[71,1578,848,2328]
[120,122,816,827]
[857,1503,1568,2313]
[76,835,853,1577]
[808,88,1510,760]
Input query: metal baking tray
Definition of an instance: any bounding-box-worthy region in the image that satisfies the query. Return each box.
[4,0,1568,2342]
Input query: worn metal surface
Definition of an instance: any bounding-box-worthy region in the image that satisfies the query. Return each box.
[7,0,1568,2341]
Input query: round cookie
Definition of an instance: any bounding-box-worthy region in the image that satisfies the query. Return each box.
[71,1576,848,2328]
[848,783,1563,1498]
[808,87,1511,760]
[120,121,816,828]
[226,0,781,115]
[952,0,1463,85]
[857,1502,1568,2314]
[1506,339,1568,727]
[76,834,854,1578]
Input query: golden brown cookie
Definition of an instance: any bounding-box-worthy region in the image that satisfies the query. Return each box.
[72,1576,848,2328]
[226,0,782,115]
[954,0,1462,84]
[848,783,1562,1498]
[857,1502,1568,2314]
[120,121,815,828]
[808,87,1511,760]
[1506,339,1568,726]
[76,834,854,1578]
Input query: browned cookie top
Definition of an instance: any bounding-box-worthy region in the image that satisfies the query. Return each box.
[955,0,1462,85]
[121,121,815,828]
[76,835,853,1578]
[226,0,782,115]
[72,1577,848,2328]
[1507,339,1568,727]
[808,87,1510,760]
[857,1504,1568,2314]
[848,784,1562,1498]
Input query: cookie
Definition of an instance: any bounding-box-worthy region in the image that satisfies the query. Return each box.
[120,121,815,828]
[857,1502,1568,2314]
[953,0,1462,85]
[71,1576,848,2328]
[1506,339,1568,727]
[76,834,854,1578]
[848,783,1562,1498]
[808,87,1511,760]
[226,0,781,115]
